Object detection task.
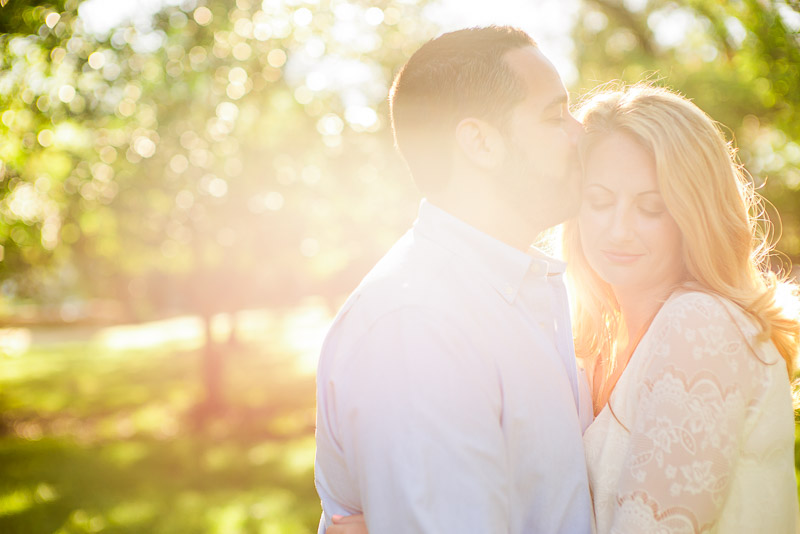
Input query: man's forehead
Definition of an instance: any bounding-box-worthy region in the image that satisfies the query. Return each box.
[503,46,567,103]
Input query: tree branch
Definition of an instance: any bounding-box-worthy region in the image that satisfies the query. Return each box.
[585,0,657,56]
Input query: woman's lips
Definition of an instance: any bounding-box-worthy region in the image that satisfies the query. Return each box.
[602,250,644,264]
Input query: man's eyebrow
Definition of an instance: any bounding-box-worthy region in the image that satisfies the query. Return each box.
[542,95,568,113]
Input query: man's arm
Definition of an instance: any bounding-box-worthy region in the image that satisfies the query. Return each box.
[330,307,509,533]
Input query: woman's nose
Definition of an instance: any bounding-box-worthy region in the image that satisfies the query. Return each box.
[608,206,633,242]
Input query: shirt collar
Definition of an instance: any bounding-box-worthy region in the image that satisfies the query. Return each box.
[413,199,564,303]
[527,245,567,278]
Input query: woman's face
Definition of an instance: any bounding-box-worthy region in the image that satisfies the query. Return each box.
[578,132,685,295]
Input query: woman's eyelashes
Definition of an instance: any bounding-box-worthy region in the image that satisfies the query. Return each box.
[636,197,667,217]
[582,189,613,211]
[582,190,667,217]
[586,200,613,211]
[638,205,665,217]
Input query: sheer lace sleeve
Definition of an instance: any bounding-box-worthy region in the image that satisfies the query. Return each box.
[608,292,776,534]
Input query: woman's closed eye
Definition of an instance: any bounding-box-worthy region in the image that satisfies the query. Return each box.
[587,201,614,211]
[582,191,614,211]
[637,201,667,217]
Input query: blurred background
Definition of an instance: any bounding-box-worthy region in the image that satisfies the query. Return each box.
[0,0,798,532]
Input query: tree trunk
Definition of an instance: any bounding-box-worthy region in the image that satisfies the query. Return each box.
[201,312,224,414]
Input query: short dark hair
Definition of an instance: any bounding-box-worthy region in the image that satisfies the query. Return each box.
[389,26,536,194]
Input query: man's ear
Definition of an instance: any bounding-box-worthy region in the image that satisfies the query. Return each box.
[454,118,506,170]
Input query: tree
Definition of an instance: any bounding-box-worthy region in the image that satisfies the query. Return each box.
[0,0,435,412]
[572,0,800,268]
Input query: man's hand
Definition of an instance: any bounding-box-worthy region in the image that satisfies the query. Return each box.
[328,514,368,534]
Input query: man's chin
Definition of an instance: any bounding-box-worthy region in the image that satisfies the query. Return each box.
[561,190,581,220]
[558,170,582,219]
[543,178,581,224]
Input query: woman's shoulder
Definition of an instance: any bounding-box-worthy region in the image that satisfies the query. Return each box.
[646,289,774,371]
[662,288,728,311]
[656,289,756,335]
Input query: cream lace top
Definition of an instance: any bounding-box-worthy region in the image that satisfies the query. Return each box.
[583,291,798,533]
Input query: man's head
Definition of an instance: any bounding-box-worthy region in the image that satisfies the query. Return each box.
[389,26,534,193]
[389,26,583,240]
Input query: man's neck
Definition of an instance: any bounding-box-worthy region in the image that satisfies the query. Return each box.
[432,179,542,253]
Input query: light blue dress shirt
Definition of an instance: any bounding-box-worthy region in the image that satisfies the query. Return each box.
[315,200,593,533]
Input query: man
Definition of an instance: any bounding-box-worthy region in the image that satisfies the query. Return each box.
[315,26,593,533]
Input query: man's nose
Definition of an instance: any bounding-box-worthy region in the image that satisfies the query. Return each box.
[566,114,584,145]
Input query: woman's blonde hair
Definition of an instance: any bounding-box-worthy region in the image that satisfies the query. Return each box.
[564,83,800,382]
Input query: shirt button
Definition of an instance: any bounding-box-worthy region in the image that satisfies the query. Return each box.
[504,284,514,296]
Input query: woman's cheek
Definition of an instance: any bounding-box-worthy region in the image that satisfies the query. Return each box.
[578,210,605,239]
[578,217,601,260]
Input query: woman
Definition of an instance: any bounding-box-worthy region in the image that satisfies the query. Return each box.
[329,84,800,533]
[565,83,798,533]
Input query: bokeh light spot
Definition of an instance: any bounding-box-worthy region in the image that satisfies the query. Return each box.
[226,83,247,100]
[88,51,105,69]
[37,129,54,147]
[365,7,385,26]
[58,85,76,103]
[133,137,156,158]
[170,154,189,173]
[265,191,284,211]
[253,22,272,41]
[300,238,319,257]
[306,71,328,91]
[207,177,228,198]
[193,6,213,26]
[45,12,61,28]
[316,113,344,136]
[267,48,287,68]
[228,67,248,85]
[293,86,313,105]
[175,189,194,209]
[232,42,252,61]
[293,8,313,26]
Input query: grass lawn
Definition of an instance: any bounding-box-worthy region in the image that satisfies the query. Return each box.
[1,311,799,534]
[0,316,321,534]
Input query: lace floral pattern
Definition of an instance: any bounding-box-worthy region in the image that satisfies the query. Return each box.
[584,292,797,534]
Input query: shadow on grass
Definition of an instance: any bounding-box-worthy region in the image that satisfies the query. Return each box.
[0,339,320,533]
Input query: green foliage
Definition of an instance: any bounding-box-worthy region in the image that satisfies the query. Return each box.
[1,0,798,315]
[0,0,432,317]
[573,0,800,265]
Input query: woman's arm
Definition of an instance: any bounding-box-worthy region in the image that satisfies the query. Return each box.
[607,294,766,533]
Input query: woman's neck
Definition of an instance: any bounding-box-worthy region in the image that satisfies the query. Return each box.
[615,282,678,345]
[592,283,675,416]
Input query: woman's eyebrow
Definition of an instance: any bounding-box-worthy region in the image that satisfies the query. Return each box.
[583,183,611,191]
[582,185,662,197]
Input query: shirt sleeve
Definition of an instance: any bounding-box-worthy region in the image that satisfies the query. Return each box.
[331,306,509,534]
[608,294,768,534]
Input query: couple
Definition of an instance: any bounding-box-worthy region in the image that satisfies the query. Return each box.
[315,26,799,533]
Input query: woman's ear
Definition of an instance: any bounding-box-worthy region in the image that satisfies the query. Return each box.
[454,118,506,170]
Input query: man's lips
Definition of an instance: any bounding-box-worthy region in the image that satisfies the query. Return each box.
[602,250,644,263]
